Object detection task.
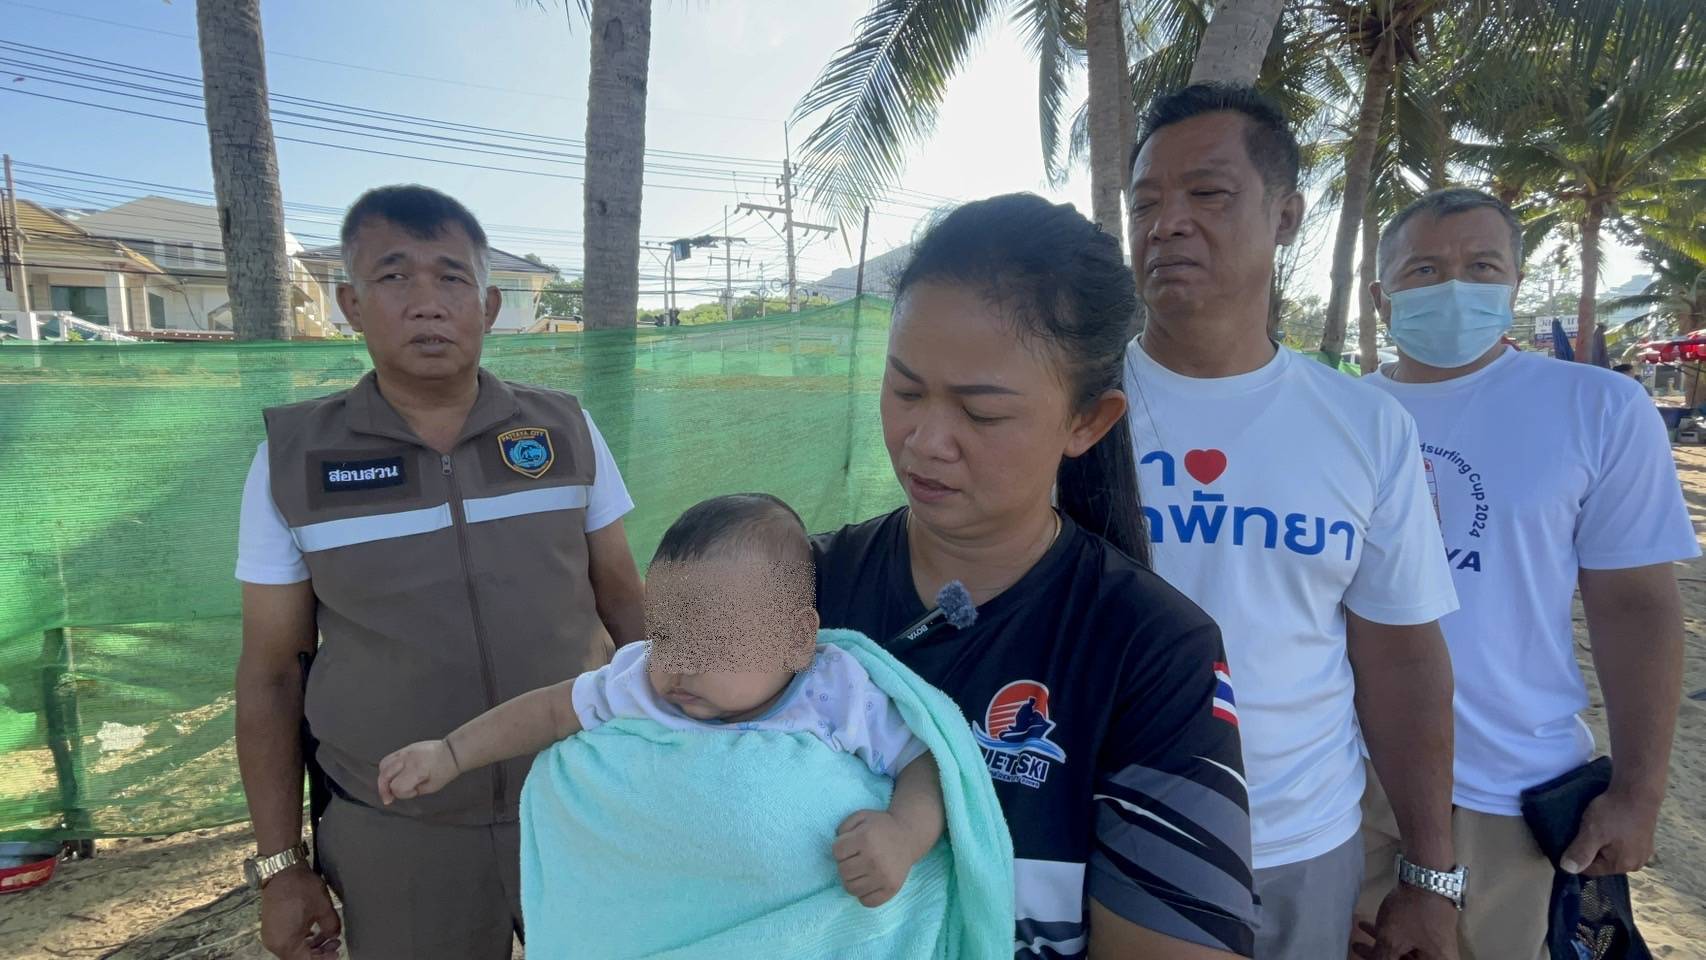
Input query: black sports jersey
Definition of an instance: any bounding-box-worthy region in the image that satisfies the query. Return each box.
[812,509,1257,958]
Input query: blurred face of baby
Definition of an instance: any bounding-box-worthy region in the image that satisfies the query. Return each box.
[644,556,818,723]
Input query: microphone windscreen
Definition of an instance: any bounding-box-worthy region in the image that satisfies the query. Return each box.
[936,580,977,629]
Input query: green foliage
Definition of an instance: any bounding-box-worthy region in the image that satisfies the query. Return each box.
[1518,250,1584,316]
[793,0,1081,228]
[640,294,836,327]
[679,303,727,325]
[1455,3,1706,266]
[539,277,585,319]
[1276,293,1327,349]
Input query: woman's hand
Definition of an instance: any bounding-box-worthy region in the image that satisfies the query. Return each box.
[831,809,931,907]
[377,739,460,805]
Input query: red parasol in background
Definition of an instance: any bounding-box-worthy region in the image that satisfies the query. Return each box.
[1637,330,1706,363]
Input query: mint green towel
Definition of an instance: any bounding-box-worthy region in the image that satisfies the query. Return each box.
[518,628,1015,959]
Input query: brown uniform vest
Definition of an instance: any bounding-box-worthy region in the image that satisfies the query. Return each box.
[263,369,613,825]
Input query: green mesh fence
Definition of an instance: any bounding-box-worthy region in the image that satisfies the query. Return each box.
[0,296,901,841]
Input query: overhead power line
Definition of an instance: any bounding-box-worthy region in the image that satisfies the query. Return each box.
[0,39,965,211]
[0,0,788,124]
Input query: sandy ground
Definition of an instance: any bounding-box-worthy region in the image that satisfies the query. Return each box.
[5,451,1706,959]
[1631,445,1706,957]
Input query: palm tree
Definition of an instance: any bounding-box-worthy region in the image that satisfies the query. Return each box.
[196,0,293,341]
[1466,3,1706,361]
[1085,0,1134,235]
[582,0,652,332]
[1350,44,1479,371]
[794,1,1143,241]
[1605,242,1706,337]
[1189,0,1287,85]
[1604,234,1706,401]
[1313,1,1464,363]
[573,0,650,465]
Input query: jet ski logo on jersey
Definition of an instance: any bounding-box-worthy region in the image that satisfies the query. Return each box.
[973,680,1067,788]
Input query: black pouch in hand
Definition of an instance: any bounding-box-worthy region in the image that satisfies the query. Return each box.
[1519,756,1651,960]
[300,649,330,867]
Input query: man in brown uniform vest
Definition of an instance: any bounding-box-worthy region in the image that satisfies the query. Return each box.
[233,185,645,959]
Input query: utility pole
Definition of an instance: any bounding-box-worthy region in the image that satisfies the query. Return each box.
[853,205,871,302]
[737,127,835,313]
[782,125,796,313]
[724,206,733,323]
[3,154,31,311]
[648,233,742,325]
[710,253,746,317]
[641,242,676,326]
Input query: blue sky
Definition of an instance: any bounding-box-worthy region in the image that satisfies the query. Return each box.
[0,0,1640,309]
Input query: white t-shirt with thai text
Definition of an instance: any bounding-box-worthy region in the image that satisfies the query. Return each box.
[1366,348,1699,814]
[1125,341,1459,868]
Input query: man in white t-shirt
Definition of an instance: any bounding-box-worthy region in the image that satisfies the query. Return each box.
[1123,84,1462,960]
[233,185,646,960]
[1356,188,1696,960]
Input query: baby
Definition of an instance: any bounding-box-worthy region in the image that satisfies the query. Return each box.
[378,492,946,908]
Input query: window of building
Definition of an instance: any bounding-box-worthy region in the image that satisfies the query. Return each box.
[50,286,109,325]
[148,293,166,328]
[502,285,536,314]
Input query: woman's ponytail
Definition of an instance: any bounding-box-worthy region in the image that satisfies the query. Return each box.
[1058,413,1148,566]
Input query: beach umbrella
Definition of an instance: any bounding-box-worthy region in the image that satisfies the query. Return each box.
[1551,319,1575,362]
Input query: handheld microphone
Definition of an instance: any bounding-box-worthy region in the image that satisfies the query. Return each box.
[889,580,978,648]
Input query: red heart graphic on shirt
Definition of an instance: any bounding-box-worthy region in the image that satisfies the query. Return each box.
[1183,449,1228,486]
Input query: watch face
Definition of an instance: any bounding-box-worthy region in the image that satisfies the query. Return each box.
[243,859,259,887]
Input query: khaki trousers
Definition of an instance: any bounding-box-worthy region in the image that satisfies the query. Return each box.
[1356,762,1553,960]
[317,795,522,960]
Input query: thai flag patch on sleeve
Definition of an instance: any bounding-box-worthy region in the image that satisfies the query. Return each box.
[1212,661,1238,727]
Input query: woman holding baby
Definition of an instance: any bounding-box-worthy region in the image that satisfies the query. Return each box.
[380,193,1251,960]
[813,193,1256,959]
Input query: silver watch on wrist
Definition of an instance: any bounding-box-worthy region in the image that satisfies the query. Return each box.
[1396,854,1467,910]
[243,841,309,891]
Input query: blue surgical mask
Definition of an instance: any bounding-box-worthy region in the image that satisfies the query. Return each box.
[1386,280,1514,369]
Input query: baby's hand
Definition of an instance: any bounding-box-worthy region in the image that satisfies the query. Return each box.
[377,740,459,805]
[832,809,931,908]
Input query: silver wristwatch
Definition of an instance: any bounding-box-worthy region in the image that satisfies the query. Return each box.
[1396,854,1467,910]
[243,841,310,891]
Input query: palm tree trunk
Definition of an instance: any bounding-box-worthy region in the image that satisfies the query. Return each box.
[1319,49,1394,361]
[1429,146,1448,192]
[197,0,292,341]
[580,0,651,464]
[583,0,651,331]
[1574,208,1601,363]
[1086,0,1132,244]
[1358,202,1380,374]
[1189,0,1285,86]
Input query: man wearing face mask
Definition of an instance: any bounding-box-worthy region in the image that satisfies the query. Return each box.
[1357,188,1697,960]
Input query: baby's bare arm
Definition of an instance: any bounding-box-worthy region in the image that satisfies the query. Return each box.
[888,751,945,858]
[832,751,945,907]
[444,678,584,774]
[379,678,583,803]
